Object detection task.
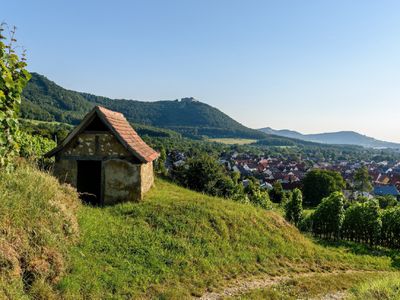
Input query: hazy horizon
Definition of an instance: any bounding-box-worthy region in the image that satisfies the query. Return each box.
[5,0,400,142]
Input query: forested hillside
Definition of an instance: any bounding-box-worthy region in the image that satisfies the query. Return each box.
[21,73,267,139]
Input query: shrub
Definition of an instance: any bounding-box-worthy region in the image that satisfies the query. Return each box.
[284,188,303,226]
[376,195,398,209]
[311,192,345,239]
[17,131,56,167]
[270,181,284,203]
[342,200,381,245]
[0,24,31,171]
[244,179,272,209]
[381,207,400,248]
[171,154,244,200]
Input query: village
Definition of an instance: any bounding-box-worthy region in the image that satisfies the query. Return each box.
[168,148,400,200]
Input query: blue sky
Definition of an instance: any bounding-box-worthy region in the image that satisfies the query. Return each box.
[4,0,400,142]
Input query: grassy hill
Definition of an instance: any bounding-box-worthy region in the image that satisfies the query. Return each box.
[0,162,80,299]
[52,183,399,298]
[21,73,267,140]
[2,164,399,299]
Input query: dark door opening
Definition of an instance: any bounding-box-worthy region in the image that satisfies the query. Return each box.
[77,160,102,205]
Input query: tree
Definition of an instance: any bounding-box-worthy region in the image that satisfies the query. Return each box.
[302,170,345,206]
[353,166,372,192]
[0,24,31,170]
[284,188,303,226]
[376,195,398,209]
[270,181,284,203]
[171,154,244,200]
[311,192,345,239]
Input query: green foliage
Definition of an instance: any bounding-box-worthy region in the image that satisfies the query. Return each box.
[342,200,381,245]
[377,195,398,209]
[154,146,167,176]
[311,192,345,239]
[0,24,31,170]
[16,131,56,166]
[381,207,400,248]
[284,188,303,226]
[302,169,346,206]
[270,181,284,203]
[171,153,244,199]
[21,73,268,139]
[19,118,73,141]
[354,166,373,192]
[244,178,272,209]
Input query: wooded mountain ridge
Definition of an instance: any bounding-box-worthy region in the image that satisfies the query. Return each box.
[260,127,400,149]
[21,73,268,139]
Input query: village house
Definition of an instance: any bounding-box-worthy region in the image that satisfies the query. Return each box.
[45,106,159,205]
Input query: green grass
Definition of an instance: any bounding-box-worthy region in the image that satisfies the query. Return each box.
[349,273,400,299]
[2,166,400,299]
[227,271,396,299]
[0,162,80,299]
[59,179,398,299]
[208,138,257,145]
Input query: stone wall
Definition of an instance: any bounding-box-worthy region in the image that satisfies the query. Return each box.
[140,161,154,197]
[53,131,154,204]
[62,133,130,157]
[103,159,141,204]
[53,158,77,186]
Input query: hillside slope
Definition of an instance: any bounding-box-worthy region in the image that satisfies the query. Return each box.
[21,73,267,139]
[60,179,396,299]
[0,163,80,299]
[1,165,398,299]
[260,127,400,149]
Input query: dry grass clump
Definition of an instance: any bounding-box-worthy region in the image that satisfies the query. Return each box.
[0,162,80,299]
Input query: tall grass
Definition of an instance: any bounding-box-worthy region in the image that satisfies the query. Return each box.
[349,273,400,299]
[0,162,80,299]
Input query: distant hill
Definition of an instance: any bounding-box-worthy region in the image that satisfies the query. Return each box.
[21,73,268,139]
[259,127,400,149]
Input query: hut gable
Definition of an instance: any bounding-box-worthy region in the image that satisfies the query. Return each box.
[46,106,159,162]
[46,106,159,205]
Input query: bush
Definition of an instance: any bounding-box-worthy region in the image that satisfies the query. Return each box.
[244,179,272,209]
[381,207,400,248]
[270,181,284,203]
[17,131,56,167]
[284,188,303,226]
[376,195,398,209]
[342,200,381,245]
[171,154,244,200]
[0,25,31,170]
[311,192,345,239]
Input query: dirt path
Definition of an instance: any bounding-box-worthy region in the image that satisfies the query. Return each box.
[197,270,378,300]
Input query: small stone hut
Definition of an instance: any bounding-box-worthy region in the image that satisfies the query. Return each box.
[46,106,159,205]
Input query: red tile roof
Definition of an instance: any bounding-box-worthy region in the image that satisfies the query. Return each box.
[97,106,159,162]
[45,106,159,162]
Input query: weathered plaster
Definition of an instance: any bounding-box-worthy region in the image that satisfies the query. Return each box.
[53,131,155,204]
